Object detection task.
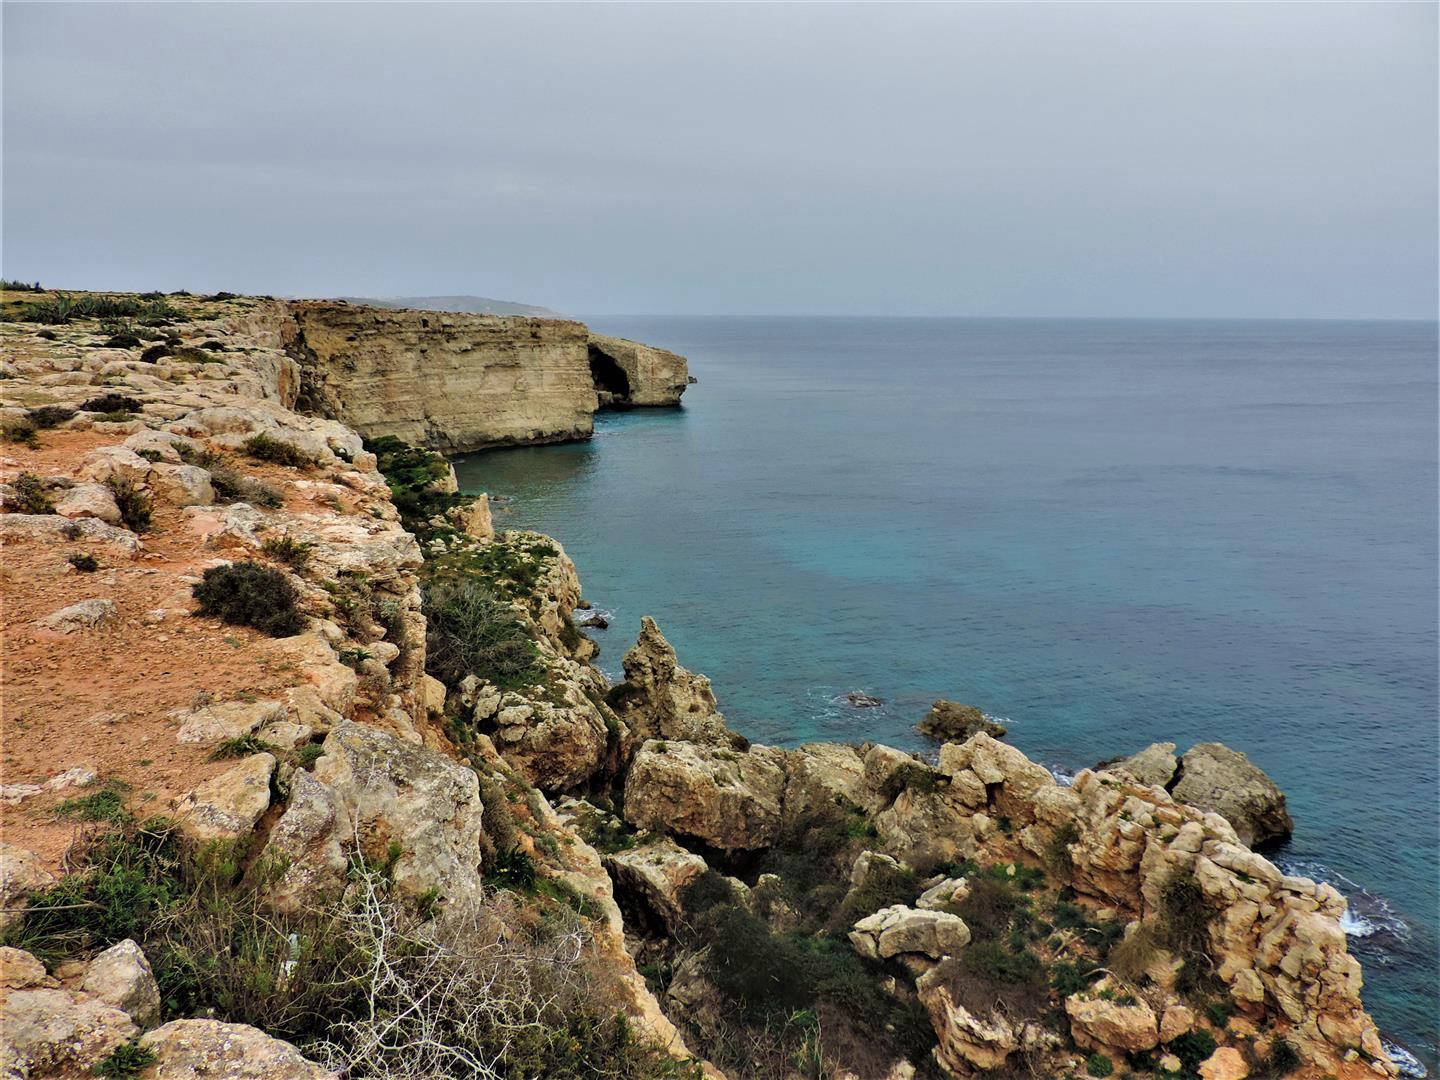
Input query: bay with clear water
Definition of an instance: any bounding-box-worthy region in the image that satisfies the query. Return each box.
[452,316,1438,1069]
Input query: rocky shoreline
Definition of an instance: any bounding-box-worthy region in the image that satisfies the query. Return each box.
[0,289,1398,1080]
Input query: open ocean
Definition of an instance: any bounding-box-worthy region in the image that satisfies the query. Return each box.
[452,316,1439,1070]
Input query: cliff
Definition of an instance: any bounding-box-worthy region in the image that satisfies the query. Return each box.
[286,300,691,454]
[0,287,1400,1080]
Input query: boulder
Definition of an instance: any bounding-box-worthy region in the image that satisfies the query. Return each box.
[0,987,137,1078]
[313,722,485,901]
[448,495,493,541]
[34,598,117,633]
[139,1019,338,1079]
[917,700,1007,741]
[603,838,708,933]
[1065,987,1161,1052]
[608,617,731,745]
[173,700,287,744]
[172,753,276,842]
[849,905,971,960]
[487,694,609,792]
[148,463,215,506]
[0,513,143,557]
[1099,741,1179,787]
[1171,743,1293,849]
[623,739,787,851]
[1198,1046,1250,1080]
[916,877,970,911]
[81,939,161,1026]
[783,742,866,821]
[53,483,123,526]
[0,845,55,931]
[917,961,1053,1073]
[260,770,348,914]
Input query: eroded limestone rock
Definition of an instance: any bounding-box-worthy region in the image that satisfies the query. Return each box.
[139,1019,338,1079]
[81,939,161,1027]
[624,739,786,851]
[917,700,1007,742]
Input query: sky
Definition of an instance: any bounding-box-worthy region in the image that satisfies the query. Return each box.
[3,2,1436,317]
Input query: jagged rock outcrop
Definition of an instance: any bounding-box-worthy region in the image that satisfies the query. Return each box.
[608,617,732,746]
[604,838,709,934]
[311,721,486,902]
[0,947,139,1079]
[1171,742,1293,849]
[1098,741,1293,849]
[588,333,693,408]
[916,700,1007,741]
[917,961,1057,1073]
[0,847,54,931]
[172,753,276,842]
[624,739,788,851]
[80,939,162,1028]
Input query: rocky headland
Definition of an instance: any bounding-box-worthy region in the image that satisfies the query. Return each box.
[0,288,1398,1080]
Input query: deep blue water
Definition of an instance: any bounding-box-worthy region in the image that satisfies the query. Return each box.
[452,317,1439,1069]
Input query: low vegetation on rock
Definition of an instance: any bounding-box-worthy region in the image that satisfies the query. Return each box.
[191,560,306,637]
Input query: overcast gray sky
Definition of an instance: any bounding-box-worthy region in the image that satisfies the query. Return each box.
[4,2,1435,317]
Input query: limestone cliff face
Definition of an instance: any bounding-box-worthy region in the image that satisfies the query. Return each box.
[288,302,597,454]
[286,302,691,454]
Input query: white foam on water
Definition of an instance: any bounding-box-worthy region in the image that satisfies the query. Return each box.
[1274,857,1410,942]
[1383,1041,1429,1078]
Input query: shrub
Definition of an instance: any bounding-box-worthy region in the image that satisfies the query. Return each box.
[105,477,152,532]
[57,780,132,824]
[175,443,224,469]
[423,577,542,689]
[956,876,1025,941]
[208,736,276,761]
[260,534,311,571]
[27,404,75,429]
[1107,922,1165,985]
[192,561,306,637]
[1087,1052,1114,1077]
[93,1040,156,1078]
[1264,1038,1301,1077]
[244,433,313,468]
[1206,1000,1233,1027]
[3,419,39,447]
[1169,1030,1218,1072]
[1046,821,1079,875]
[12,472,55,514]
[141,344,172,363]
[81,393,144,414]
[209,467,284,508]
[0,821,181,960]
[68,552,100,572]
[487,847,539,892]
[1,279,42,292]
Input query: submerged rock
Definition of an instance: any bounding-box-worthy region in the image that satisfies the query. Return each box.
[916,700,1007,742]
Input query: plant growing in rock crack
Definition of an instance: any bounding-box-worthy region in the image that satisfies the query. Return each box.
[105,476,152,532]
[12,472,55,514]
[93,1040,156,1078]
[422,576,543,690]
[208,467,284,508]
[260,534,311,572]
[191,560,306,637]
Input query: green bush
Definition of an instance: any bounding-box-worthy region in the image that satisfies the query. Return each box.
[956,876,1025,940]
[423,576,542,689]
[365,434,462,538]
[57,780,132,824]
[1264,1038,1301,1076]
[243,433,313,468]
[192,560,306,637]
[2,419,39,447]
[1046,820,1079,875]
[13,472,54,514]
[68,552,100,572]
[1087,1052,1114,1077]
[1169,1030,1218,1072]
[208,736,276,761]
[487,846,539,892]
[27,404,75,429]
[81,393,144,414]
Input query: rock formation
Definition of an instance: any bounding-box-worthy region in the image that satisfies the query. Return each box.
[588,333,694,408]
[916,699,1007,741]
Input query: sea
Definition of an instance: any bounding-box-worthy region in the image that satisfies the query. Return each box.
[451,316,1439,1071]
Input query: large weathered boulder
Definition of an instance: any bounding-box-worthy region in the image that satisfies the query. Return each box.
[1101,742,1179,787]
[81,939,161,1027]
[1065,985,1161,1052]
[608,618,731,746]
[916,961,1054,1074]
[260,769,349,914]
[312,722,485,901]
[53,483,123,526]
[172,753,276,843]
[623,739,787,851]
[604,838,708,934]
[1171,743,1292,849]
[784,742,867,821]
[139,1019,338,1079]
[0,987,138,1078]
[0,845,55,931]
[480,689,609,792]
[849,905,971,961]
[173,700,288,745]
[916,700,1007,742]
[34,598,117,633]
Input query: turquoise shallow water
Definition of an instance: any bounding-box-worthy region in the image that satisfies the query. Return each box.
[452,316,1439,1068]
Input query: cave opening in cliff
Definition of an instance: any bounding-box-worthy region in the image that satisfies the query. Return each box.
[588,345,631,406]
